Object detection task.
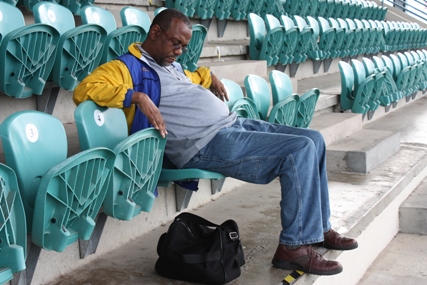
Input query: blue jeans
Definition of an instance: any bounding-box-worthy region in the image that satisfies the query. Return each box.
[183,118,331,245]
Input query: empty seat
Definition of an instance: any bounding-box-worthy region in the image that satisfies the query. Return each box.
[0,2,59,98]
[60,0,95,15]
[247,0,265,16]
[231,0,250,20]
[338,60,374,116]
[120,6,151,38]
[80,5,147,64]
[20,0,59,11]
[248,13,284,66]
[0,163,27,285]
[33,2,107,91]
[292,15,314,64]
[244,74,272,120]
[196,0,218,19]
[74,100,166,220]
[294,88,320,128]
[0,111,115,252]
[268,70,298,126]
[278,15,299,65]
[222,78,259,119]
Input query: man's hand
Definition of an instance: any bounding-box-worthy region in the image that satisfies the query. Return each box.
[132,91,167,138]
[210,72,229,102]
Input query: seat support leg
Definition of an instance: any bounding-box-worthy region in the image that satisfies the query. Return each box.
[175,184,194,212]
[78,212,108,259]
[211,178,226,195]
[36,85,60,115]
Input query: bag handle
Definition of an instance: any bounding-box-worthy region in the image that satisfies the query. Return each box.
[175,212,220,228]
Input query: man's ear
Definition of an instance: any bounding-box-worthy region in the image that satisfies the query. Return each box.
[149,24,162,39]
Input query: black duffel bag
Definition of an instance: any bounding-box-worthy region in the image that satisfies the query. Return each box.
[155,212,245,284]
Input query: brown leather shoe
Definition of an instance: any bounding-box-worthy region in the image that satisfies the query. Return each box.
[271,244,343,275]
[315,229,358,250]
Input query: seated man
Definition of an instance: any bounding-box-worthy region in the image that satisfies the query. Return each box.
[74,8,358,276]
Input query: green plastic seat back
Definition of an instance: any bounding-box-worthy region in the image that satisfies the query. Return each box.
[230,98,260,120]
[120,6,151,35]
[382,55,396,78]
[175,0,198,17]
[100,25,146,64]
[0,2,25,38]
[0,111,67,233]
[221,78,244,109]
[269,70,293,105]
[21,0,59,11]
[215,0,234,20]
[176,24,207,72]
[244,74,271,120]
[58,0,95,15]
[268,94,299,126]
[264,14,281,30]
[33,2,76,35]
[362,57,376,77]
[80,5,117,34]
[295,88,320,128]
[351,59,375,114]
[154,7,167,16]
[0,6,59,98]
[248,0,265,16]
[373,56,386,71]
[196,0,217,19]
[278,15,299,65]
[31,147,115,251]
[0,163,26,279]
[74,101,128,150]
[231,0,250,20]
[248,13,284,66]
[338,60,355,110]
[263,0,286,19]
[33,2,107,91]
[74,100,167,219]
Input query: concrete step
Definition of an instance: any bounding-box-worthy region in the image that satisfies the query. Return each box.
[399,176,427,235]
[326,129,401,173]
[208,59,268,85]
[311,112,363,146]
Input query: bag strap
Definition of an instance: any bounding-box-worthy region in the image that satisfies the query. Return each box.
[175,212,220,228]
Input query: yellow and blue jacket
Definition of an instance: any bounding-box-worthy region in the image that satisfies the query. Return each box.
[74,43,213,134]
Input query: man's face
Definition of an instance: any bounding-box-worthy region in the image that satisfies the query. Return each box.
[155,19,192,66]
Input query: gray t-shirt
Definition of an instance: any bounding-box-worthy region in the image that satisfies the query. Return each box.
[143,52,237,168]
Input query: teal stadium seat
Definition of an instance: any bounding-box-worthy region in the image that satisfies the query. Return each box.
[248,13,284,66]
[361,57,388,113]
[345,18,363,56]
[262,0,286,19]
[170,0,198,17]
[294,88,320,128]
[279,15,299,65]
[215,0,235,37]
[0,164,26,285]
[372,55,401,107]
[306,16,333,61]
[247,0,265,16]
[318,17,344,60]
[80,5,147,64]
[120,6,151,39]
[0,2,59,98]
[20,0,59,11]
[0,111,115,252]
[221,78,259,120]
[244,74,272,120]
[196,0,217,20]
[33,2,107,91]
[384,54,410,100]
[176,24,207,72]
[231,0,250,20]
[338,60,374,116]
[268,70,299,126]
[60,0,95,15]
[74,101,166,220]
[292,15,314,64]
[351,59,377,116]
[336,17,357,57]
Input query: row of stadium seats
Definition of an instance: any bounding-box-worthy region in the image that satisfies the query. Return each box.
[285,0,387,21]
[0,2,208,102]
[247,12,427,77]
[0,0,95,14]
[223,71,319,129]
[166,0,386,21]
[338,50,427,119]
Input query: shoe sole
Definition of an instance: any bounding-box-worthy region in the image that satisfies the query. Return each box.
[314,242,359,251]
[271,258,343,276]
